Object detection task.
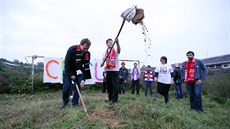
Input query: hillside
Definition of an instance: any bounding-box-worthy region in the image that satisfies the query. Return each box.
[0,58,44,93]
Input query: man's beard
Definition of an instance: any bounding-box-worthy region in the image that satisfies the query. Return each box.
[188,57,193,60]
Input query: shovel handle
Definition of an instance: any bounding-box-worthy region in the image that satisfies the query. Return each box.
[75,83,89,116]
[116,18,126,38]
[101,19,126,67]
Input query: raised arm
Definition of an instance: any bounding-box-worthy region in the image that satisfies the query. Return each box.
[115,37,121,54]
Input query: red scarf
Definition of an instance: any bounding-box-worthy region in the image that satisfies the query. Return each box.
[185,59,196,83]
[106,48,116,69]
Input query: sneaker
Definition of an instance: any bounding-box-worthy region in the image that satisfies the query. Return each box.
[104,100,111,103]
[109,101,117,105]
[59,103,66,109]
[69,95,73,100]
[72,105,79,108]
[197,110,204,113]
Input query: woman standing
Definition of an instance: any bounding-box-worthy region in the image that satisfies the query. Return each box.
[155,56,174,103]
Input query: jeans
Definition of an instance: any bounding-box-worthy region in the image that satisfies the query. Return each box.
[186,83,203,112]
[175,84,183,99]
[62,70,84,106]
[144,81,153,96]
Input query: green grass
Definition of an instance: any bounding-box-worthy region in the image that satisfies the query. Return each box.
[0,90,229,129]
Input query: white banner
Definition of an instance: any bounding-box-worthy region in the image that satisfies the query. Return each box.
[43,57,63,83]
[43,57,104,84]
[90,59,104,83]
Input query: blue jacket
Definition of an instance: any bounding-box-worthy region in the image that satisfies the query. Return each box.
[181,59,208,81]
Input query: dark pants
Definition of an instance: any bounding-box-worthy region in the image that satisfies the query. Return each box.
[186,83,203,112]
[175,84,183,99]
[106,71,119,102]
[69,84,73,96]
[132,79,140,95]
[144,81,153,96]
[119,79,126,94]
[102,81,107,93]
[62,70,84,106]
[157,82,171,103]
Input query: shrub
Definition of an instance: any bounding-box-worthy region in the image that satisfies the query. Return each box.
[5,66,32,93]
[203,71,230,97]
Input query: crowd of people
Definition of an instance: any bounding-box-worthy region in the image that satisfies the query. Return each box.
[59,37,208,113]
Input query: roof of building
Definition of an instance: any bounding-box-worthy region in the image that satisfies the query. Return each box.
[201,54,230,65]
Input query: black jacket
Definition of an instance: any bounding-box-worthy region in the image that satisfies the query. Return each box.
[119,67,129,81]
[173,67,182,85]
[64,45,91,80]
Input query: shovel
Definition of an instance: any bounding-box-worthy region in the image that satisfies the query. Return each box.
[75,83,89,116]
[101,6,144,67]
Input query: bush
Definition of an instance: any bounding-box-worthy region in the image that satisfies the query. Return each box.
[203,71,230,97]
[5,66,32,93]
[33,73,51,92]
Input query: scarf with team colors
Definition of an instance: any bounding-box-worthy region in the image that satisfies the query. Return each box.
[144,70,154,82]
[106,48,116,69]
[185,59,196,83]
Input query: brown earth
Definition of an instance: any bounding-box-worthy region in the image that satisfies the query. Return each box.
[87,109,120,127]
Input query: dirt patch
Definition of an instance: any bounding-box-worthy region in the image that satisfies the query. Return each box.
[101,118,119,127]
[128,105,143,111]
[87,109,120,127]
[87,109,113,121]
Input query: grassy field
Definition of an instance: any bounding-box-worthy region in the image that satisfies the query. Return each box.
[0,89,229,129]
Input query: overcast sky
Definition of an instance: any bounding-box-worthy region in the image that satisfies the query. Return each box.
[1,0,229,68]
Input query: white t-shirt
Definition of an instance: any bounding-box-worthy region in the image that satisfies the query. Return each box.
[102,49,120,71]
[155,63,173,84]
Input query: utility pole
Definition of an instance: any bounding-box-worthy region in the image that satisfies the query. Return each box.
[25,55,44,94]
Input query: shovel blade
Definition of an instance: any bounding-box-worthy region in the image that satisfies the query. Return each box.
[121,6,145,24]
[121,7,136,22]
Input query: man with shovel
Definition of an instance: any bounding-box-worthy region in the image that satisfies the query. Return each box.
[101,38,121,105]
[60,38,91,109]
[99,6,145,105]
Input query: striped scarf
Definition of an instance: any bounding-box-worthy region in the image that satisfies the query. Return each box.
[144,70,154,82]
